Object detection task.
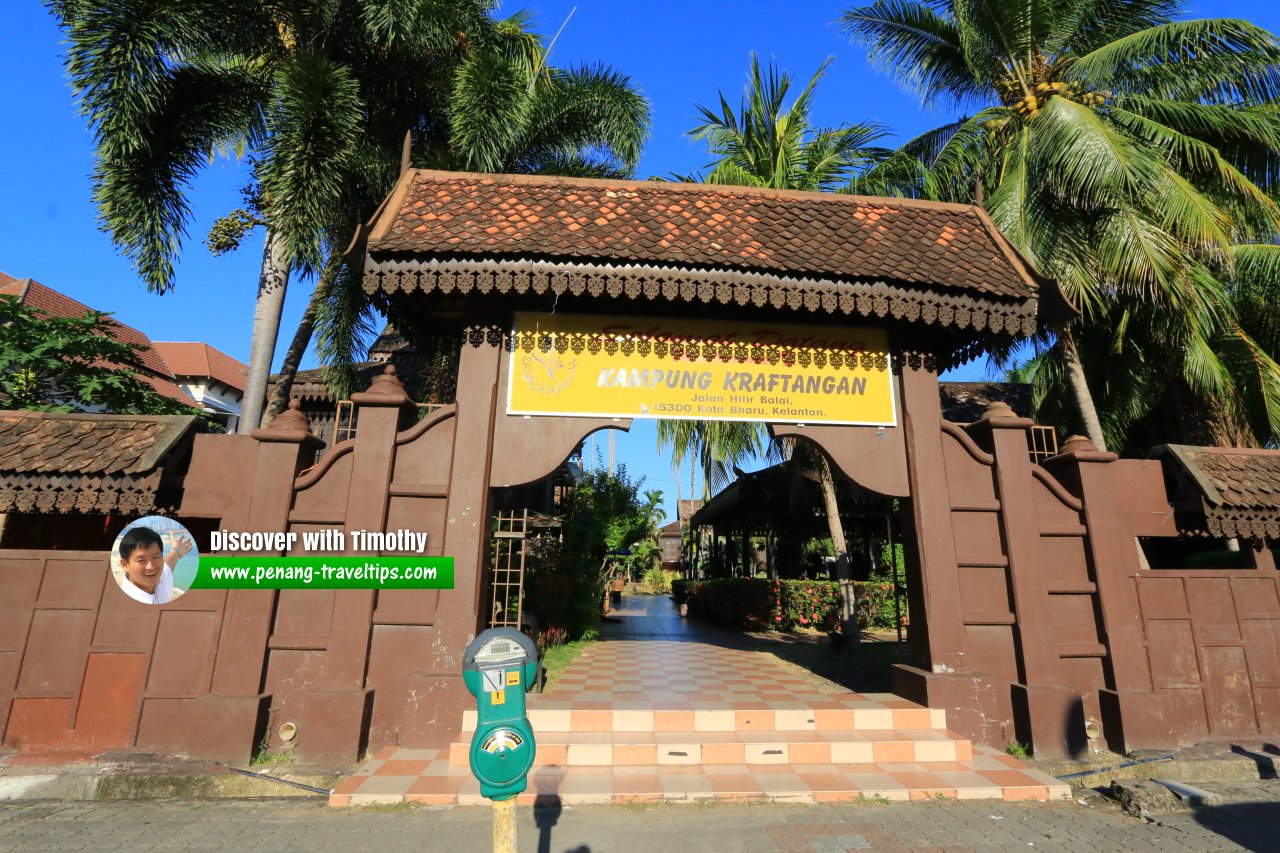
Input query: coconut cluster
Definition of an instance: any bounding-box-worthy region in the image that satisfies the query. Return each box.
[1009,80,1111,116]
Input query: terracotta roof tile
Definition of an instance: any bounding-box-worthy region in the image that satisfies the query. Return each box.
[1154,445,1280,539]
[366,171,1044,302]
[152,342,249,393]
[1177,447,1280,509]
[0,411,201,476]
[1,278,174,377]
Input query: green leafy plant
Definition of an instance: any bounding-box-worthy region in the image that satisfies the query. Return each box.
[680,578,904,632]
[642,565,669,592]
[249,727,294,767]
[1005,741,1032,760]
[0,295,202,417]
[853,793,892,805]
[524,466,658,641]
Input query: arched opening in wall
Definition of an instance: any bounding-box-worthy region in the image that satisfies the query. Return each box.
[467,338,925,702]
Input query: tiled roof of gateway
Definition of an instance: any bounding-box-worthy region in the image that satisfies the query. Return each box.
[365,170,1045,301]
[1153,445,1280,539]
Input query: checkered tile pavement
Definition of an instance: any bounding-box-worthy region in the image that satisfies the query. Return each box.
[329,595,1069,806]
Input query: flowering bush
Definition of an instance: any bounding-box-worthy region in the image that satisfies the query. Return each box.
[687,579,778,629]
[680,578,905,632]
[777,580,841,630]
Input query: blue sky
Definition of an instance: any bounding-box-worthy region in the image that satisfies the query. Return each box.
[3,1,1278,520]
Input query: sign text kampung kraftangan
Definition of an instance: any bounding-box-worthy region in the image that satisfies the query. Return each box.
[507,312,896,426]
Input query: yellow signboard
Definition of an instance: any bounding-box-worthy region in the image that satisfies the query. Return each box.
[507,312,896,426]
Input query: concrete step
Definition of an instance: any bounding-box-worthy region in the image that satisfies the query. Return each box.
[330,745,1072,806]
[448,729,974,767]
[461,696,947,734]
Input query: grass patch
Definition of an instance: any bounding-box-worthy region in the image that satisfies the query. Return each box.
[249,729,295,767]
[353,801,424,813]
[1005,741,1031,760]
[540,638,596,691]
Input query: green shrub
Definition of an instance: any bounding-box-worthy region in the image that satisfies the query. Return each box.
[777,579,840,631]
[642,565,669,592]
[688,578,778,629]
[678,578,905,632]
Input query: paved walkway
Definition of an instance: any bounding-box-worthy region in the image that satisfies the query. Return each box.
[3,782,1278,851]
[332,594,1067,806]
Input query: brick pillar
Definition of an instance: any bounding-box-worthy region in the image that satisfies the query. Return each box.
[296,367,414,765]
[970,403,1085,758]
[146,402,322,762]
[1043,436,1161,754]
[891,361,1005,741]
[402,326,502,747]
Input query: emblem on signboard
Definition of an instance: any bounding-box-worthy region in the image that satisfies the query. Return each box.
[521,349,576,394]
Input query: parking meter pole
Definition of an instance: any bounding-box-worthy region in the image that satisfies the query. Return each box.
[492,797,516,853]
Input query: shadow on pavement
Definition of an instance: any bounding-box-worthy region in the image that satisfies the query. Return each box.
[1193,801,1280,852]
[1229,744,1278,780]
[532,800,560,853]
[597,593,910,694]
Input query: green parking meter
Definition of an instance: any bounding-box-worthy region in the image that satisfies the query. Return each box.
[463,628,538,801]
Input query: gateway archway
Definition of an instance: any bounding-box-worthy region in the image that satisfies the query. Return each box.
[328,168,1061,754]
[177,168,1160,774]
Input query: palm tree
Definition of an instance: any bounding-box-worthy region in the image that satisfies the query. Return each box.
[657,418,771,581]
[841,1,1280,450]
[658,54,886,642]
[52,1,526,433]
[1016,252,1280,453]
[265,22,652,410]
[656,420,768,499]
[675,53,893,192]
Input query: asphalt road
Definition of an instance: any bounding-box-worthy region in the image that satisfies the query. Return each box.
[0,781,1275,852]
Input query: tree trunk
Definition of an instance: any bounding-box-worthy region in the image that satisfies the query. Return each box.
[262,251,343,424]
[262,286,319,424]
[238,230,291,434]
[815,449,859,650]
[1171,378,1259,449]
[1059,323,1107,452]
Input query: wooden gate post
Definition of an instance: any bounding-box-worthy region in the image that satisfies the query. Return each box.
[292,367,412,765]
[155,407,322,761]
[896,361,967,669]
[1043,439,1162,754]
